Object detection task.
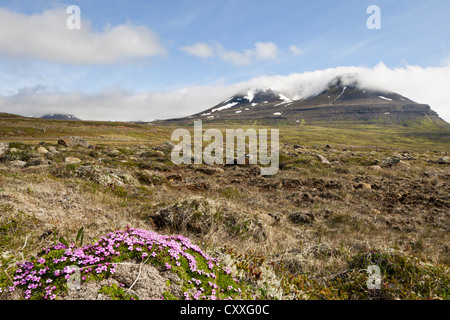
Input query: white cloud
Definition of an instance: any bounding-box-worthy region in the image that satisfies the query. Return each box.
[0,7,167,64]
[290,45,303,55]
[253,42,280,60]
[181,41,280,66]
[181,42,214,59]
[1,62,449,122]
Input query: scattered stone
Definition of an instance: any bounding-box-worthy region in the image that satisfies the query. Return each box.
[107,149,121,157]
[316,154,331,165]
[9,160,27,168]
[437,157,449,164]
[9,148,18,154]
[424,171,438,178]
[155,141,175,152]
[155,151,165,158]
[355,183,372,190]
[293,144,302,149]
[36,146,49,155]
[397,160,410,168]
[58,136,90,148]
[368,165,383,171]
[0,142,9,159]
[382,158,400,166]
[65,157,82,164]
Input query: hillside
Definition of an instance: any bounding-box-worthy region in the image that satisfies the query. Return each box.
[160,76,448,127]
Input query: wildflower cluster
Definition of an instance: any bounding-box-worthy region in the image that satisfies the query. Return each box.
[2,227,249,300]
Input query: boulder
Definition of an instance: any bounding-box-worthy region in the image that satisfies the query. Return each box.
[107,149,121,157]
[155,151,165,158]
[9,160,27,168]
[355,183,372,190]
[382,158,400,166]
[65,157,82,164]
[0,142,9,159]
[155,141,175,152]
[58,136,90,148]
[397,160,411,168]
[316,154,331,165]
[36,146,49,155]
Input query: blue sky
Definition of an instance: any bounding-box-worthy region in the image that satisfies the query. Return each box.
[0,0,449,121]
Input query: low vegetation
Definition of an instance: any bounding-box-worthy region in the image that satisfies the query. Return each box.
[0,116,449,300]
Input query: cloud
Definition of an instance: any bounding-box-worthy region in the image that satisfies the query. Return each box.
[181,41,280,65]
[289,45,303,55]
[1,62,449,122]
[181,42,214,59]
[0,6,167,65]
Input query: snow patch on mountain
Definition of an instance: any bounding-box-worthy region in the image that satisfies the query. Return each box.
[212,102,238,113]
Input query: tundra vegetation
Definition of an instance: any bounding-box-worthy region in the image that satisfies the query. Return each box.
[0,115,449,300]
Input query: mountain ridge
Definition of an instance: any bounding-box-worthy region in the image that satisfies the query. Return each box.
[158,75,448,127]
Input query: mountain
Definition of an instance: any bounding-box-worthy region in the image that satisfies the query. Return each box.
[161,76,448,126]
[41,114,81,121]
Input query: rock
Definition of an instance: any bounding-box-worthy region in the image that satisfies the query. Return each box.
[293,144,302,149]
[9,148,18,154]
[36,146,49,155]
[107,149,121,157]
[58,136,90,148]
[355,183,372,190]
[155,151,165,158]
[382,158,400,166]
[65,157,82,164]
[424,171,438,178]
[288,211,315,224]
[368,165,383,171]
[155,141,175,152]
[397,160,410,168]
[9,160,27,168]
[437,157,448,164]
[0,142,9,159]
[325,145,331,149]
[316,154,331,165]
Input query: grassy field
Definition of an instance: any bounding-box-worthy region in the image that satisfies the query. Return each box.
[0,116,449,300]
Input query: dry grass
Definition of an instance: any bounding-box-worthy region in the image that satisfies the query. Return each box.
[0,118,449,299]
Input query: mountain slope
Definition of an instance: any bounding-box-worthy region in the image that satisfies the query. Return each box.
[41,114,81,121]
[161,76,448,126]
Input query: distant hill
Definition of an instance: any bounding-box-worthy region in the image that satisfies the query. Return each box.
[0,112,27,119]
[41,114,81,121]
[159,75,448,127]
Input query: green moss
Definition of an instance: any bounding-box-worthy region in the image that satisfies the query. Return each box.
[99,283,138,300]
